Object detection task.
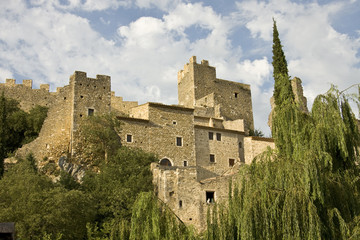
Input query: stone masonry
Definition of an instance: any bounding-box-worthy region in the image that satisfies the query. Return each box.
[2,56,275,230]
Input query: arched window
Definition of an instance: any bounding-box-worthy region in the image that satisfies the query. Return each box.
[159,158,172,166]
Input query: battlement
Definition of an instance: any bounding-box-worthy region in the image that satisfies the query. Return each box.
[70,71,111,83]
[178,56,214,80]
[2,78,53,92]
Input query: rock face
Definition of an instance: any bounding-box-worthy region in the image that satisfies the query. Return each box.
[58,156,85,182]
[268,77,308,129]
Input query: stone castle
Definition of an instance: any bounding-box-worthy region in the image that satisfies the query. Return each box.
[1,56,277,230]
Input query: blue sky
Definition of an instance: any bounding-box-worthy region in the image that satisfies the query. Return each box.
[0,0,359,135]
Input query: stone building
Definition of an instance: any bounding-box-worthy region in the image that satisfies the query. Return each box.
[1,56,275,230]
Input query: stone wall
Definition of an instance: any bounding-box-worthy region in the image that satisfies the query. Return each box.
[244,136,275,164]
[120,103,196,167]
[194,125,244,180]
[177,56,253,133]
[0,79,57,112]
[111,93,138,115]
[17,85,73,164]
[69,71,111,157]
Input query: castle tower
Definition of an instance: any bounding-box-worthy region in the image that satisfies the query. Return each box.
[69,71,111,157]
[178,56,254,132]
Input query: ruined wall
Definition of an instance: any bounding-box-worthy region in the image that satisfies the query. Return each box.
[194,125,244,180]
[244,136,275,164]
[111,93,138,115]
[0,79,57,112]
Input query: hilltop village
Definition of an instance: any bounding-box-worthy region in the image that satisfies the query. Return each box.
[1,56,308,229]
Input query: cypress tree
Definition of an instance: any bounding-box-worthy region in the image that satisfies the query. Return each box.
[272,19,294,107]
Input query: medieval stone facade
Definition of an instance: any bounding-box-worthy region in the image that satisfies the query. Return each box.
[1,56,275,230]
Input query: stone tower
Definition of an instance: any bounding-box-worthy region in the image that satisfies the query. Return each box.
[69,71,112,157]
[178,56,254,132]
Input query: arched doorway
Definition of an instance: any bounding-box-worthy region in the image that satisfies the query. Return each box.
[159,158,172,166]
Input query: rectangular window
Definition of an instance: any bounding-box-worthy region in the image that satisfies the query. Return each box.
[88,108,94,116]
[234,92,238,98]
[126,134,132,143]
[209,132,213,140]
[206,191,215,203]
[183,161,188,167]
[176,137,182,146]
[216,133,221,141]
[229,158,235,167]
[210,154,215,163]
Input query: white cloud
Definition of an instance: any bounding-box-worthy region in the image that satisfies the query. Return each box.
[236,0,360,114]
[135,0,184,11]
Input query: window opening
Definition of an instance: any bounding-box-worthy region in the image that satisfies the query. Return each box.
[216,133,221,141]
[159,158,172,166]
[126,134,132,143]
[210,154,215,163]
[229,158,235,167]
[206,191,215,203]
[179,200,183,208]
[173,121,177,125]
[88,108,94,116]
[209,132,213,140]
[176,137,182,146]
[183,161,188,167]
[234,92,238,98]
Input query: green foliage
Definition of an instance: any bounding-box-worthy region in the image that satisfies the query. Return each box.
[79,113,121,164]
[82,147,157,237]
[272,20,294,107]
[249,128,265,137]
[129,192,195,240]
[0,94,48,159]
[24,105,49,144]
[0,155,95,239]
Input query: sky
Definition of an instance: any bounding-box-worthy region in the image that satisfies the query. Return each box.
[0,0,359,136]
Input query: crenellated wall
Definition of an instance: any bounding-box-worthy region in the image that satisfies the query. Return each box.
[0,79,57,112]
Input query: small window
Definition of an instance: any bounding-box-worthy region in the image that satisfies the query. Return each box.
[239,142,242,148]
[216,133,221,141]
[173,121,177,125]
[209,132,213,140]
[88,108,94,116]
[183,161,188,167]
[126,134,132,143]
[80,114,83,117]
[176,137,182,146]
[229,158,235,167]
[80,95,84,99]
[234,92,238,98]
[179,200,183,208]
[206,191,215,203]
[210,154,215,163]
[169,191,174,197]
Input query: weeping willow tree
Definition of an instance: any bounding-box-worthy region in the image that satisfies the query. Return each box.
[129,192,196,240]
[204,21,360,240]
